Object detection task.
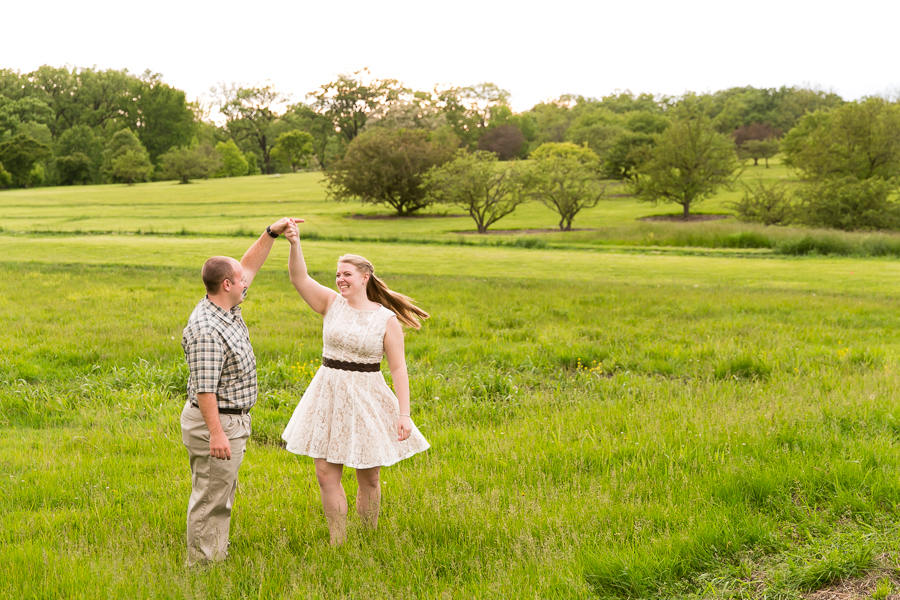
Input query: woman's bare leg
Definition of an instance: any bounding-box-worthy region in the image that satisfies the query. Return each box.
[355,466,381,530]
[314,459,347,545]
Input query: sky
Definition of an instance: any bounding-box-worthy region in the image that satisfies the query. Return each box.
[3,0,898,116]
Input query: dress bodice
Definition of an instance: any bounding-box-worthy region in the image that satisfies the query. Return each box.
[322,296,395,364]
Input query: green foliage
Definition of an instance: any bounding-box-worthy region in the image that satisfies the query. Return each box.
[634,105,741,217]
[0,160,10,188]
[422,150,528,233]
[272,130,315,172]
[602,131,655,181]
[0,133,51,187]
[435,82,512,147]
[214,139,249,177]
[793,176,900,231]
[54,153,93,186]
[55,125,102,185]
[157,141,222,184]
[326,128,458,215]
[308,68,403,143]
[782,97,900,181]
[102,129,152,184]
[217,83,291,174]
[524,142,607,230]
[128,72,196,162]
[731,180,795,226]
[109,149,153,185]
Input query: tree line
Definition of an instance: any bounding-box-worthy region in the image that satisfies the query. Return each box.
[3,65,898,234]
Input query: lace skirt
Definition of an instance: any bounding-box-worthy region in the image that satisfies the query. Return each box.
[281,367,430,469]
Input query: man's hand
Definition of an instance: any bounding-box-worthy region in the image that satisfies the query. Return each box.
[270,217,304,236]
[210,431,232,460]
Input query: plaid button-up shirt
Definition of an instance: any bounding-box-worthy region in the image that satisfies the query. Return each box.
[182,295,257,410]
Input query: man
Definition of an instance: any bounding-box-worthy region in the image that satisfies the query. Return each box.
[180,217,299,566]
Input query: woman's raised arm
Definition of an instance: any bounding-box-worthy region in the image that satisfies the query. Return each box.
[285,221,337,315]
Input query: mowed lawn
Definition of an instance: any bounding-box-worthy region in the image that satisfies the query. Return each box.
[3,173,900,598]
[0,164,792,240]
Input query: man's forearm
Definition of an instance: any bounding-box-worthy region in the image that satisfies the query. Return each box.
[196,392,225,436]
[240,232,277,284]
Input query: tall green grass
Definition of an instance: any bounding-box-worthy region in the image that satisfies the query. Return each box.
[3,260,900,597]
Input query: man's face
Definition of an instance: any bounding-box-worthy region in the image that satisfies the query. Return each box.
[223,261,247,307]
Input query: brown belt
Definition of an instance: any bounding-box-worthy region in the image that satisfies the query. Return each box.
[322,356,381,372]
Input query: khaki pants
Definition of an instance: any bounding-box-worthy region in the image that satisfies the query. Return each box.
[180,401,252,566]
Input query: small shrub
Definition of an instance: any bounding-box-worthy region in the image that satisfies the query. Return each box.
[730,180,795,226]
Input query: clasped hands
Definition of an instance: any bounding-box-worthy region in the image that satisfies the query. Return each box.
[269,217,305,240]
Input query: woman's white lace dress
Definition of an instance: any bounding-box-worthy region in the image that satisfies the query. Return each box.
[282,296,430,468]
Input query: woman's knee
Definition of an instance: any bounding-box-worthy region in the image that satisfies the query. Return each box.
[315,461,343,488]
[356,467,380,489]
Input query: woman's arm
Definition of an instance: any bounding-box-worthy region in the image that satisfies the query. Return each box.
[285,221,337,315]
[384,316,413,441]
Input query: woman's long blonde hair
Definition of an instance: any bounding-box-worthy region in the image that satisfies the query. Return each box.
[338,254,429,329]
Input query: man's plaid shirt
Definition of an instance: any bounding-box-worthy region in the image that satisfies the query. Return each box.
[182,295,257,410]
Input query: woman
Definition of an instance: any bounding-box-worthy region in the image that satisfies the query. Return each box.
[281,220,430,545]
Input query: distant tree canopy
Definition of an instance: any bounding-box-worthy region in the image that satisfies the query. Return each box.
[0,65,891,203]
[781,97,900,181]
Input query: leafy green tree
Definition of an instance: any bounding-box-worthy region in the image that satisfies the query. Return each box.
[102,129,152,183]
[781,98,900,181]
[0,134,52,187]
[793,176,900,231]
[740,139,780,167]
[272,130,315,172]
[633,107,740,218]
[55,124,102,184]
[157,142,222,183]
[522,142,607,231]
[217,83,291,174]
[128,72,196,162]
[423,150,528,233]
[55,153,93,185]
[308,69,403,143]
[110,149,153,185]
[326,128,458,215]
[214,139,249,177]
[476,123,526,160]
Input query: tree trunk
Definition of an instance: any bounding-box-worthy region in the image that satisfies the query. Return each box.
[753,158,759,166]
[683,203,690,219]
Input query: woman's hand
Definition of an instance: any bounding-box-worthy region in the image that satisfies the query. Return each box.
[285,220,300,245]
[397,416,412,441]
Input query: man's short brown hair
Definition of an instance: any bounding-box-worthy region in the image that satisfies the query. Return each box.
[201,256,236,294]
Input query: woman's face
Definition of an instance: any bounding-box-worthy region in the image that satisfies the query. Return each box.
[336,262,368,297]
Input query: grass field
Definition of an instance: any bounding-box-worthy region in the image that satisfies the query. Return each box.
[3,169,900,598]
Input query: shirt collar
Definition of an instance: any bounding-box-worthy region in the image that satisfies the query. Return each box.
[203,296,238,324]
